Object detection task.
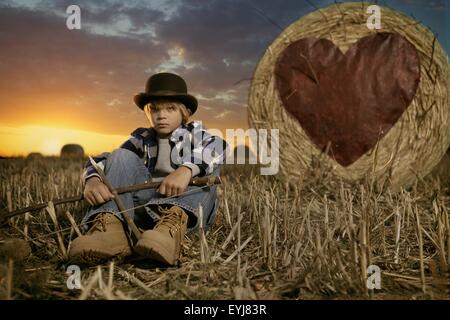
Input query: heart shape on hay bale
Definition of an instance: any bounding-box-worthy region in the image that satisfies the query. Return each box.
[275,32,420,167]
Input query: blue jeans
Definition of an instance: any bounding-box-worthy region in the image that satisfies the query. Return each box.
[81,148,220,235]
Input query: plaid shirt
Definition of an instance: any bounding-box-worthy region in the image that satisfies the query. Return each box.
[82,121,229,183]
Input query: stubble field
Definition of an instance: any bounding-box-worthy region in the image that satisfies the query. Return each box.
[0,156,449,300]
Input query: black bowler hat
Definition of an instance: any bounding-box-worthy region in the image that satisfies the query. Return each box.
[134,72,198,115]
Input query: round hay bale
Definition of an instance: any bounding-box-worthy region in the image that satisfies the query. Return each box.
[248,2,450,190]
[27,152,43,160]
[428,147,450,182]
[60,144,84,158]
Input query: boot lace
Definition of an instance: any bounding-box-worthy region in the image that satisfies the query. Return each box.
[155,206,184,237]
[88,213,114,233]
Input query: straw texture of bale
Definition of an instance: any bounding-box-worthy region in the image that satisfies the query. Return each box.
[248,2,450,191]
[429,148,450,183]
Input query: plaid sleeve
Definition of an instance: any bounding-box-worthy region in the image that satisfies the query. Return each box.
[182,122,230,176]
[119,127,146,159]
[82,127,147,183]
[82,152,110,183]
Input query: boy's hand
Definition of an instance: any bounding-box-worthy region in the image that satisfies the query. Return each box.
[84,176,116,206]
[158,166,192,197]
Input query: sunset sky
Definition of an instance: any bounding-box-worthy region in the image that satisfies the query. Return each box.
[0,0,448,156]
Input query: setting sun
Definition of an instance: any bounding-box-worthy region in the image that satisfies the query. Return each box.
[40,138,63,156]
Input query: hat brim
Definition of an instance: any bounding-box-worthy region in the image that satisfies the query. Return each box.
[134,92,198,115]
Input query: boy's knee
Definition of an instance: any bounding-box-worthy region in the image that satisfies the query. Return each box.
[109,148,140,163]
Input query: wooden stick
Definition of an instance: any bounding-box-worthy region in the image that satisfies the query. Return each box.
[88,157,141,242]
[0,176,222,223]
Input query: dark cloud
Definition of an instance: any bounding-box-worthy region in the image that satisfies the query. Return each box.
[0,0,447,135]
[0,5,170,134]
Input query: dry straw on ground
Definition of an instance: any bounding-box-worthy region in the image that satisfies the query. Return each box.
[0,157,449,299]
[248,2,450,191]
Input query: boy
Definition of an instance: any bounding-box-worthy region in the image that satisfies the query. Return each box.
[69,72,229,266]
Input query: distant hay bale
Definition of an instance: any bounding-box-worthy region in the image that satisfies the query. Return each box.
[60,144,84,158]
[248,2,450,190]
[27,152,43,159]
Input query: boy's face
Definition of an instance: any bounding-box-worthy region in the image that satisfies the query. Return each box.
[150,103,183,138]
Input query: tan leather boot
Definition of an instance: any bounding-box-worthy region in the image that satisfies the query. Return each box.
[68,213,132,265]
[134,205,188,266]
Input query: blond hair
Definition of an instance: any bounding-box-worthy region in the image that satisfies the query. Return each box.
[143,98,191,126]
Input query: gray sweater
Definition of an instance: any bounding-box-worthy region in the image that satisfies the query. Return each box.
[150,137,200,182]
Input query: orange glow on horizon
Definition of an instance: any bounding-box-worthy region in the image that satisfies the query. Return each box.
[0,124,130,157]
[0,123,247,158]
